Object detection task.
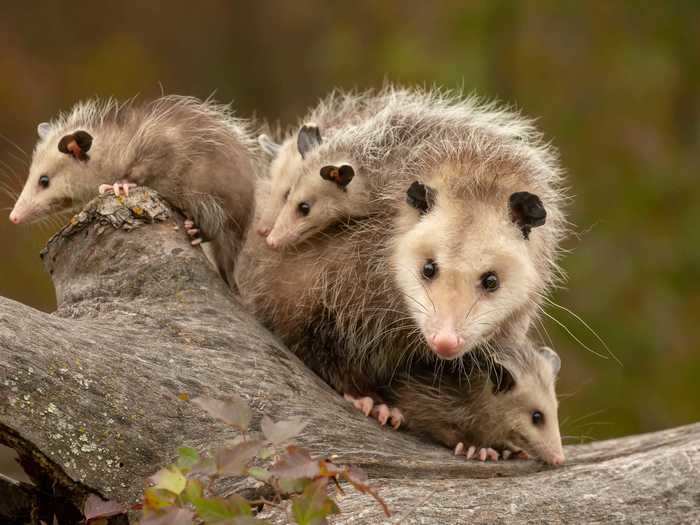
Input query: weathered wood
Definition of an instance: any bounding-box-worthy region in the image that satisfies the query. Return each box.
[0,188,698,524]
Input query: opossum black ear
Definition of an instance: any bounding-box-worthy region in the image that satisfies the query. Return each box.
[509,191,546,240]
[58,130,93,161]
[320,164,355,189]
[37,122,51,140]
[489,363,516,394]
[258,134,281,157]
[539,346,561,377]
[297,124,322,159]
[406,181,436,214]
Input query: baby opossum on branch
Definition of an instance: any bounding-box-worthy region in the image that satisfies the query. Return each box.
[236,86,568,407]
[10,95,258,285]
[381,341,565,465]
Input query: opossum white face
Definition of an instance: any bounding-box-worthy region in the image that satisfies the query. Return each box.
[488,346,564,465]
[394,182,547,359]
[255,135,303,237]
[266,161,360,249]
[10,124,96,225]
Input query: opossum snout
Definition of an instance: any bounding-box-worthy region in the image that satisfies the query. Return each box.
[9,210,20,224]
[549,452,565,466]
[257,226,271,237]
[427,330,464,359]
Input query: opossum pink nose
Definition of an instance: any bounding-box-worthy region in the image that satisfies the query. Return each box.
[550,453,565,466]
[257,226,270,237]
[9,211,20,224]
[429,331,463,358]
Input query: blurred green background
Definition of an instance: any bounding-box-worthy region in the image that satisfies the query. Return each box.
[0,1,698,442]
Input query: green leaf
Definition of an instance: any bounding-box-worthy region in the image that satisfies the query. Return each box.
[192,497,237,523]
[247,466,271,482]
[258,447,275,460]
[182,479,204,504]
[277,477,309,495]
[291,479,339,525]
[143,488,177,510]
[150,466,187,495]
[192,396,252,432]
[176,447,200,470]
[216,439,264,476]
[261,415,308,445]
[139,507,195,525]
[227,495,253,517]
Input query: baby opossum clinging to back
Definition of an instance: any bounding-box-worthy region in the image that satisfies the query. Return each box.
[9,95,257,285]
[381,341,565,465]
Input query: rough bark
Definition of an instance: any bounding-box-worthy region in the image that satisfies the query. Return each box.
[0,188,697,524]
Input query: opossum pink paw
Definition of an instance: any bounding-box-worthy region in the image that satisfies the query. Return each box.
[98,182,137,196]
[459,445,499,461]
[343,393,374,417]
[184,219,203,246]
[369,404,404,429]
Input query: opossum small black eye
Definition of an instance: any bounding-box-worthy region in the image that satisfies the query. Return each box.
[532,410,544,426]
[38,175,50,189]
[298,201,311,216]
[421,259,438,280]
[481,271,499,292]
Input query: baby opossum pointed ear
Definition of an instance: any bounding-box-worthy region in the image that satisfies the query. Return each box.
[297,124,322,159]
[258,134,281,157]
[539,346,561,377]
[406,181,436,214]
[489,362,516,394]
[37,122,51,140]
[58,130,93,162]
[320,164,355,189]
[509,191,546,240]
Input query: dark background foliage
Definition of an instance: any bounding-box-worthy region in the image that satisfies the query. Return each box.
[1,1,698,441]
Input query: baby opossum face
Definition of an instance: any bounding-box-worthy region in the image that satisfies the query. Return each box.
[488,347,564,465]
[266,161,358,249]
[255,137,304,237]
[10,125,95,224]
[394,195,544,360]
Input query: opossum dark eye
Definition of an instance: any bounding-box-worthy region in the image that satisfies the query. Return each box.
[38,175,50,189]
[421,259,438,280]
[481,271,499,292]
[298,201,311,216]
[532,410,544,426]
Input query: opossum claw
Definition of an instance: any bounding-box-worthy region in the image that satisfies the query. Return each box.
[184,219,204,246]
[466,446,476,460]
[502,450,512,460]
[371,404,391,425]
[343,393,374,417]
[99,182,136,196]
[98,184,112,195]
[454,442,465,456]
[389,407,404,429]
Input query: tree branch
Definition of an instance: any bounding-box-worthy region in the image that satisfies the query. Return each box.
[0,188,697,523]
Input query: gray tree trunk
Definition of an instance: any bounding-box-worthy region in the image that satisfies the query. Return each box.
[0,189,697,524]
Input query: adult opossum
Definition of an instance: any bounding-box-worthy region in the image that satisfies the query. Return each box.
[380,341,565,465]
[9,95,257,285]
[236,86,567,408]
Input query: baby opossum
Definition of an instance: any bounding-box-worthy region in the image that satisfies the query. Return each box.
[9,95,257,285]
[254,90,389,244]
[380,342,565,465]
[236,86,567,406]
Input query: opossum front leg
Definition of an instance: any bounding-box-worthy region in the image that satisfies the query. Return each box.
[454,443,500,462]
[98,182,138,197]
[343,393,404,430]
